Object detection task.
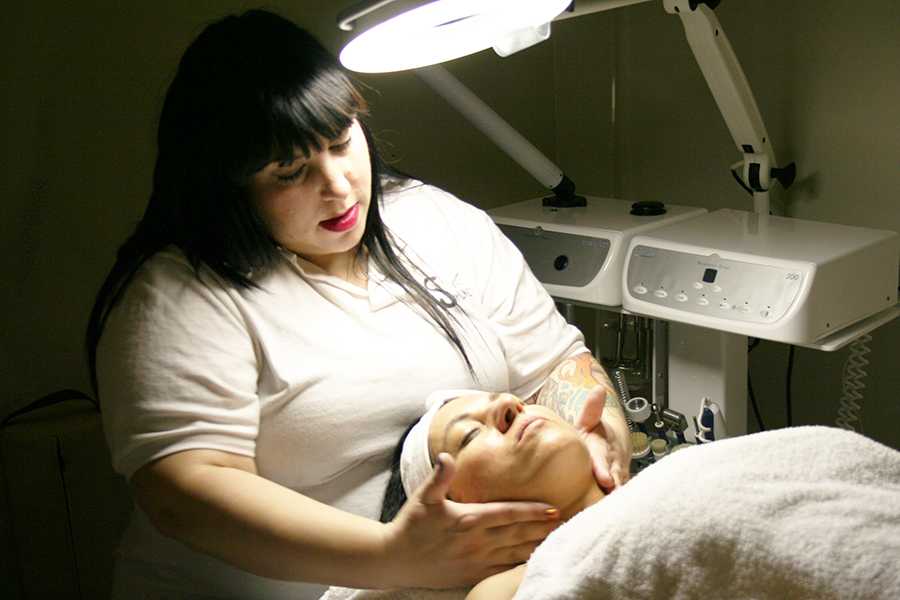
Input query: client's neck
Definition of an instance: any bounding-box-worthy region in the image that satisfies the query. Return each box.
[558,483,605,522]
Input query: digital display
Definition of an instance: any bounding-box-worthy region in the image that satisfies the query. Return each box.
[702,268,718,283]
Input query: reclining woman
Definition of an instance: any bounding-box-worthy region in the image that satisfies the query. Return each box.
[392,391,605,599]
[366,391,900,600]
[380,390,604,599]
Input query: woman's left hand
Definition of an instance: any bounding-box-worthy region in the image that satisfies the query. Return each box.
[576,385,631,493]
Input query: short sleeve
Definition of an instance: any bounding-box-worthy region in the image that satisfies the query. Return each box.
[408,188,588,398]
[97,251,260,479]
[466,205,588,399]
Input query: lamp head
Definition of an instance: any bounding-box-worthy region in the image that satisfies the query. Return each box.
[338,0,572,73]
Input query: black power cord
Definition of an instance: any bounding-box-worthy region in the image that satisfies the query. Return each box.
[786,345,796,427]
[747,338,766,431]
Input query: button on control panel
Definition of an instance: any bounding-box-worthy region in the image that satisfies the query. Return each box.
[626,246,805,325]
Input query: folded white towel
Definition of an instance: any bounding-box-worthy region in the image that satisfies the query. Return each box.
[515,426,900,600]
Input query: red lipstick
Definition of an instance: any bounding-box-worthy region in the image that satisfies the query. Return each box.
[320,203,360,232]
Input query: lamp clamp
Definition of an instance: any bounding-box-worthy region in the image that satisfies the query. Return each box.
[543,174,587,208]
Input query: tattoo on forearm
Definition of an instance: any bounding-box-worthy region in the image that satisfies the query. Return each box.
[537,378,590,424]
[536,353,623,424]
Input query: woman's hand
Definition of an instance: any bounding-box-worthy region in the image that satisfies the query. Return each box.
[381,452,560,589]
[576,385,632,493]
[534,352,633,494]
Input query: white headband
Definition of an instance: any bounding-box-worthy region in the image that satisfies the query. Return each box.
[400,389,483,499]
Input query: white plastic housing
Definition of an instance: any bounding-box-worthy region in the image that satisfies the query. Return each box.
[623,209,899,345]
[489,197,706,306]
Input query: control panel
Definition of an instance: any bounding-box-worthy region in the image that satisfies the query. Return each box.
[626,245,805,325]
[622,209,898,346]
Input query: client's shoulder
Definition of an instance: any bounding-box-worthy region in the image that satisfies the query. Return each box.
[465,564,526,600]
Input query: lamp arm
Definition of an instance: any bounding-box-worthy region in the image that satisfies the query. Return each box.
[554,0,654,21]
[662,0,794,214]
[416,64,585,206]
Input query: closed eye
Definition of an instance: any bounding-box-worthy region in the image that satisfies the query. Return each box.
[275,134,351,183]
[460,427,480,450]
[276,164,307,183]
[330,136,352,153]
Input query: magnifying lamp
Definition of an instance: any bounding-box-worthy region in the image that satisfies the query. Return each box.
[338,0,572,73]
[337,0,797,216]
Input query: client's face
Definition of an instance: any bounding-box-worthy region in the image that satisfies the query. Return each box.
[429,392,595,507]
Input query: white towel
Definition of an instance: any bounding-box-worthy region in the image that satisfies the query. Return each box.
[514,426,900,600]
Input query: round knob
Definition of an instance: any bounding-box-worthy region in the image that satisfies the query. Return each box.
[553,255,569,271]
[630,200,667,216]
[625,396,652,423]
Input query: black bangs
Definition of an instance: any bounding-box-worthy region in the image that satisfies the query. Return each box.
[195,9,368,180]
[266,67,368,166]
[219,9,370,174]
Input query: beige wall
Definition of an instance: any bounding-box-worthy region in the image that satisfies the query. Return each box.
[607,1,900,447]
[2,1,897,450]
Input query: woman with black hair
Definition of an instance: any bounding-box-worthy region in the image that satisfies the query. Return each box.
[87,9,630,599]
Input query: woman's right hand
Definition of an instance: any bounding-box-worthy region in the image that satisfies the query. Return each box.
[380,452,561,589]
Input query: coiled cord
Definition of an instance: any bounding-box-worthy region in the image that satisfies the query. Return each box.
[835,334,872,432]
[612,369,636,432]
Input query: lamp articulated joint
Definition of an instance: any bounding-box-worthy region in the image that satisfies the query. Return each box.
[665,0,722,15]
[736,153,796,195]
[688,0,722,11]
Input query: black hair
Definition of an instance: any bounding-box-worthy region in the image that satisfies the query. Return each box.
[85,9,474,398]
[380,419,419,523]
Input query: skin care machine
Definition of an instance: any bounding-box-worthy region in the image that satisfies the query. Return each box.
[337,0,900,445]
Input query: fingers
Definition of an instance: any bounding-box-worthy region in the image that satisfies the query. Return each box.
[487,539,545,566]
[609,458,630,489]
[453,501,559,532]
[611,461,623,487]
[593,458,615,493]
[580,432,615,492]
[479,521,561,572]
[418,452,456,505]
[576,385,607,431]
[485,517,560,544]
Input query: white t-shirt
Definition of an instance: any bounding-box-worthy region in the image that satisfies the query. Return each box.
[99,180,587,599]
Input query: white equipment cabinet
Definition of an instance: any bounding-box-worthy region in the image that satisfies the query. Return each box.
[623,209,899,346]
[490,197,707,307]
[623,209,899,440]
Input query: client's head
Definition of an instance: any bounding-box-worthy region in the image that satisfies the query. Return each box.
[380,391,603,522]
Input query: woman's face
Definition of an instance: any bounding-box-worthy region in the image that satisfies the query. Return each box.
[429,393,594,506]
[248,119,372,270]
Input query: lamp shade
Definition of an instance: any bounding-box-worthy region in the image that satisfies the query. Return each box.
[339,0,571,73]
